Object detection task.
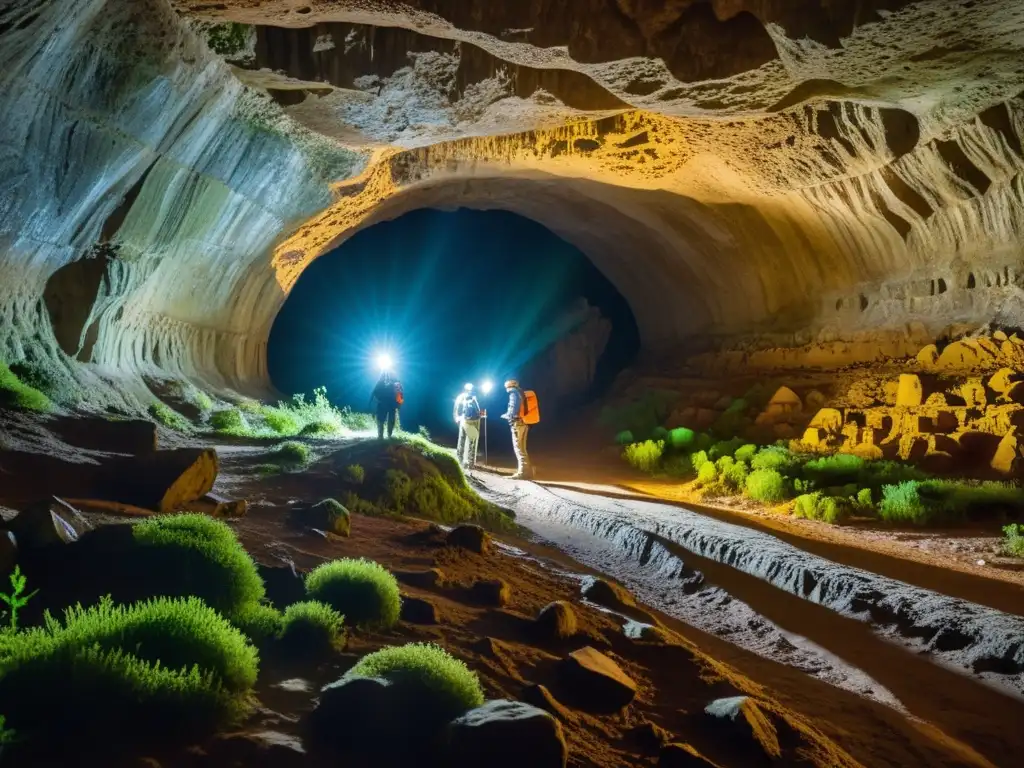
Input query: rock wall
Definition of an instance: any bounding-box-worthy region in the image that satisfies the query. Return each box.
[1,0,1024,398]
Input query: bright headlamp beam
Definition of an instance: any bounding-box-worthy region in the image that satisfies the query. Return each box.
[375,352,394,371]
[481,380,493,394]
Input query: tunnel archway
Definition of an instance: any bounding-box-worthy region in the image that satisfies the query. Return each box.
[267,207,640,438]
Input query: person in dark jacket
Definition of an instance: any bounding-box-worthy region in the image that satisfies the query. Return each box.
[501,378,532,479]
[371,371,401,439]
[454,383,481,469]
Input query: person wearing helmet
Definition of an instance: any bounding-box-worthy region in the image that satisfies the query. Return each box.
[453,382,481,469]
[501,378,532,479]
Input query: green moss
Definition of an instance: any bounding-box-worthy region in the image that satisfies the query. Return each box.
[622,440,664,474]
[210,408,248,434]
[696,461,718,486]
[720,459,749,492]
[793,492,848,524]
[305,558,401,629]
[0,361,52,412]
[690,450,710,471]
[149,401,191,431]
[661,453,693,478]
[879,481,928,524]
[856,488,873,507]
[345,464,365,484]
[269,441,311,466]
[230,602,283,647]
[733,443,758,463]
[279,601,344,654]
[745,469,788,504]
[1003,524,1024,558]
[750,446,800,474]
[260,406,301,435]
[614,430,635,446]
[0,596,257,742]
[667,427,696,450]
[344,643,483,725]
[205,22,253,57]
[803,454,865,484]
[132,514,265,615]
[8,360,76,404]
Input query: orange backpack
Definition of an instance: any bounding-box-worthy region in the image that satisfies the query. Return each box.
[519,389,540,425]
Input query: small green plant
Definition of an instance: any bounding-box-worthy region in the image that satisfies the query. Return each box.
[345,464,366,484]
[0,565,38,631]
[417,425,432,441]
[1002,524,1024,558]
[131,514,265,616]
[793,492,848,524]
[667,427,695,450]
[8,360,76,404]
[662,453,692,478]
[149,401,191,431]
[623,440,664,474]
[305,558,401,629]
[734,443,758,463]
[301,421,337,436]
[279,601,344,654]
[344,643,484,725]
[651,426,669,443]
[261,406,301,435]
[696,461,718,486]
[750,446,800,474]
[804,454,864,484]
[230,602,283,646]
[690,450,710,471]
[856,488,873,507]
[614,429,635,446]
[709,437,745,461]
[0,361,52,412]
[720,459,749,492]
[210,407,249,434]
[270,440,311,465]
[0,596,257,742]
[745,469,788,504]
[878,481,928,524]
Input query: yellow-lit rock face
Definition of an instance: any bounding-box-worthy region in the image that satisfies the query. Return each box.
[2,0,1024,392]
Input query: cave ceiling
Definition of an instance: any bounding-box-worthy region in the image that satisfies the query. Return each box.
[1,0,1023,390]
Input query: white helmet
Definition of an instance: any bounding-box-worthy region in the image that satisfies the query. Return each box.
[463,382,474,392]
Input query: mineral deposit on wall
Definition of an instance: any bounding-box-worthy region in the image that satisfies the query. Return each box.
[2,0,1024,395]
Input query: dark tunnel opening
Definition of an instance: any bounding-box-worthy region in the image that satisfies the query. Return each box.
[268,209,641,445]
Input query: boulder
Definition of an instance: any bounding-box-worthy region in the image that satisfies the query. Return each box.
[446,524,490,554]
[989,368,1018,399]
[804,390,827,411]
[520,683,571,721]
[400,595,439,624]
[895,374,923,407]
[535,601,578,640]
[52,416,158,455]
[0,530,16,575]
[802,427,828,449]
[766,386,802,413]
[471,578,511,606]
[847,443,884,460]
[628,720,671,750]
[257,562,305,609]
[445,699,567,768]
[288,499,350,536]
[659,742,716,767]
[560,647,637,713]
[638,624,678,644]
[394,567,445,588]
[808,408,842,432]
[916,344,939,368]
[95,448,217,512]
[7,497,89,548]
[990,432,1019,474]
[704,696,780,761]
[205,730,306,768]
[308,676,399,753]
[582,577,636,612]
[953,379,987,408]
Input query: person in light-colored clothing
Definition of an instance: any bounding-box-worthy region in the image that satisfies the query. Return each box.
[453,383,481,469]
[501,378,532,479]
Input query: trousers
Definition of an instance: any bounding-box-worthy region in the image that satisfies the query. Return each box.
[376,407,397,439]
[510,421,532,477]
[459,419,480,468]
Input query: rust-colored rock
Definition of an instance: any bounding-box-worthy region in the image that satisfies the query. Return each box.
[560,646,637,712]
[96,448,218,512]
[991,432,1019,474]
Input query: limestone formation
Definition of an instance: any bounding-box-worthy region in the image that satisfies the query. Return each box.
[2,0,1024,399]
[895,374,923,407]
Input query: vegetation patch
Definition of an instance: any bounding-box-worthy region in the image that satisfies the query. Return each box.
[0,596,257,743]
[130,514,266,616]
[268,440,311,467]
[344,643,484,726]
[148,401,192,431]
[7,359,77,405]
[623,440,664,473]
[229,602,283,647]
[0,361,52,412]
[305,558,401,630]
[279,601,344,654]
[327,437,512,529]
[1003,524,1024,558]
[745,469,788,504]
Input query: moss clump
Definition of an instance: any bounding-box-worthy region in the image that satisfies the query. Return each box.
[260,406,300,435]
[279,601,344,654]
[344,643,484,726]
[696,461,718,486]
[131,514,265,616]
[0,596,257,743]
[8,360,76,404]
[614,430,635,446]
[148,401,191,431]
[793,492,849,524]
[733,443,758,463]
[305,558,401,629]
[745,469,788,504]
[0,361,52,412]
[229,602,283,647]
[269,441,311,466]
[750,446,800,474]
[210,407,249,434]
[345,464,365,484]
[623,440,664,474]
[1003,524,1024,558]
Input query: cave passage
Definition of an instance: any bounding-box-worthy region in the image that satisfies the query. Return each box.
[268,209,640,438]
